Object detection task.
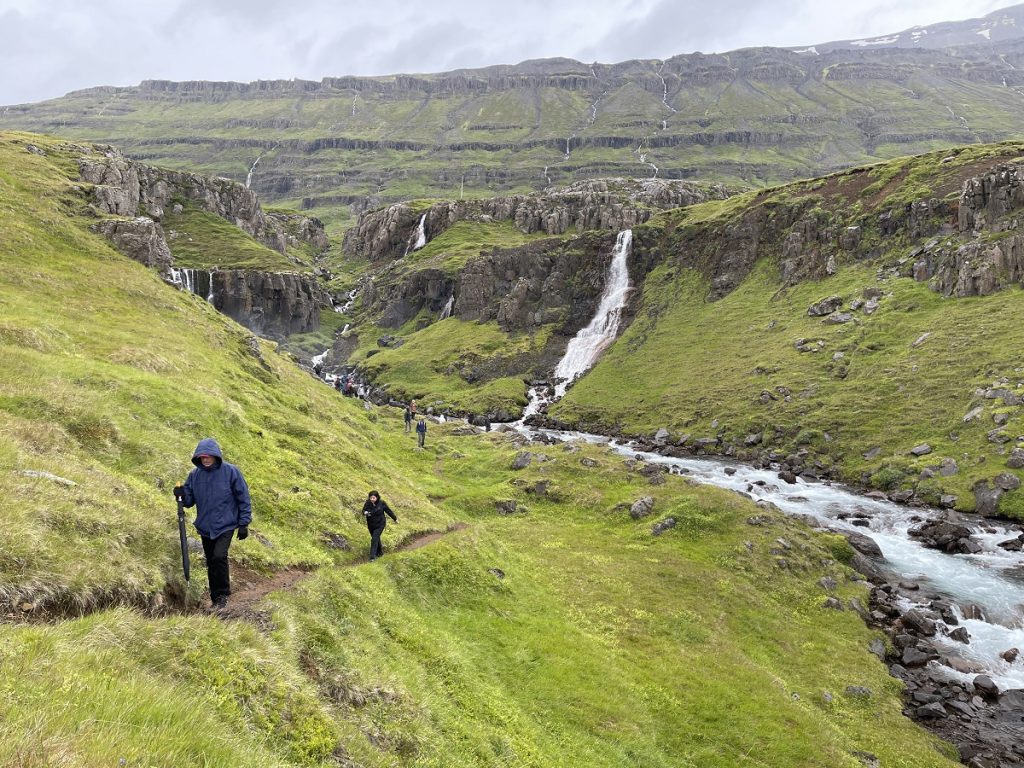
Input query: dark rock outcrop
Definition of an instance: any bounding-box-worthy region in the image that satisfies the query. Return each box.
[80,146,327,257]
[91,217,172,270]
[211,270,327,339]
[344,178,730,262]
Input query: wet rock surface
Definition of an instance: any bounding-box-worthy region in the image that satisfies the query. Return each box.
[865,572,1024,766]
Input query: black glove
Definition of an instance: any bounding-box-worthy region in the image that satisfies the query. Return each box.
[173,484,186,501]
[237,526,249,540]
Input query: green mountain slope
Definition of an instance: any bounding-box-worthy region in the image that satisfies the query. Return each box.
[331,142,1024,517]
[549,144,1024,516]
[0,132,960,765]
[7,39,1024,236]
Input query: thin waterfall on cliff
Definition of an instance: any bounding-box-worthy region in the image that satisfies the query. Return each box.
[552,229,632,399]
[245,155,262,189]
[439,295,454,320]
[169,267,195,293]
[405,214,428,256]
[169,268,214,304]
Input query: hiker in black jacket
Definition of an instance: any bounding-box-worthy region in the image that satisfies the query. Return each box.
[362,490,397,561]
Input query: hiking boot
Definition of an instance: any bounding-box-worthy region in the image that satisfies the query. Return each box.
[212,595,228,610]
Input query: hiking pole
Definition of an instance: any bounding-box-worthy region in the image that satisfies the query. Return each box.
[175,492,191,584]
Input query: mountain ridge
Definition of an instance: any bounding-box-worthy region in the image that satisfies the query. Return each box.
[7,7,1024,235]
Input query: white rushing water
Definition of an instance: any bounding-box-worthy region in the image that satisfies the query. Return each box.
[335,288,359,314]
[245,155,263,189]
[553,230,632,398]
[169,267,193,293]
[518,420,1024,689]
[404,214,427,256]
[439,295,455,320]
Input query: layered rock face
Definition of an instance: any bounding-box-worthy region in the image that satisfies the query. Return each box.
[361,270,455,329]
[11,30,1024,225]
[642,160,1024,305]
[344,179,730,262]
[80,146,327,257]
[362,230,637,335]
[79,145,330,338]
[901,163,1024,297]
[455,235,624,332]
[212,271,326,339]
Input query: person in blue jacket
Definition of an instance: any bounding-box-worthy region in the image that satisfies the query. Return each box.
[173,438,252,609]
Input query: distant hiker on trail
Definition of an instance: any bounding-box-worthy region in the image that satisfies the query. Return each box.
[362,490,397,561]
[416,418,427,448]
[404,404,413,432]
[333,376,342,393]
[173,438,252,610]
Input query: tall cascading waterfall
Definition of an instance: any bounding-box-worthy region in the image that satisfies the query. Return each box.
[552,229,632,399]
[404,214,428,256]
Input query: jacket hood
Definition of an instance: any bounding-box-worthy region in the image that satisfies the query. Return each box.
[192,437,224,468]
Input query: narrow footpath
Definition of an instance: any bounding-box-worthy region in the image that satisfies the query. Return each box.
[210,523,469,622]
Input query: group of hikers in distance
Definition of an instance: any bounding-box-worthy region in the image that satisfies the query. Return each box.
[404,399,428,447]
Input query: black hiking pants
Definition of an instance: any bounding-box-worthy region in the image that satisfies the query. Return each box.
[201,529,235,600]
[369,525,385,560]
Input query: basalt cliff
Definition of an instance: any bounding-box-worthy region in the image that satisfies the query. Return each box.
[75,143,330,339]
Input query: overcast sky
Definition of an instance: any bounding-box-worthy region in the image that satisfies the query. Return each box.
[0,0,1016,105]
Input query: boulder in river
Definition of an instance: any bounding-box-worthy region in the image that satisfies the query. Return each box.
[846,531,883,557]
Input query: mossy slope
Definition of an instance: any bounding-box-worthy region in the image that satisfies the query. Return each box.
[0,131,958,765]
[552,143,1024,513]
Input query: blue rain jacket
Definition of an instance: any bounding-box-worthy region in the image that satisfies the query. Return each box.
[181,438,252,539]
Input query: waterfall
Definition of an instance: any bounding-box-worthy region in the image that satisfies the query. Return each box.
[245,155,262,189]
[169,267,214,303]
[311,349,329,375]
[170,267,196,293]
[439,295,454,320]
[404,214,427,256]
[552,230,632,399]
[335,288,358,314]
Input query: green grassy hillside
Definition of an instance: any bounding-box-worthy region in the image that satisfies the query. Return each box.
[0,132,962,765]
[334,142,1024,516]
[552,144,1024,514]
